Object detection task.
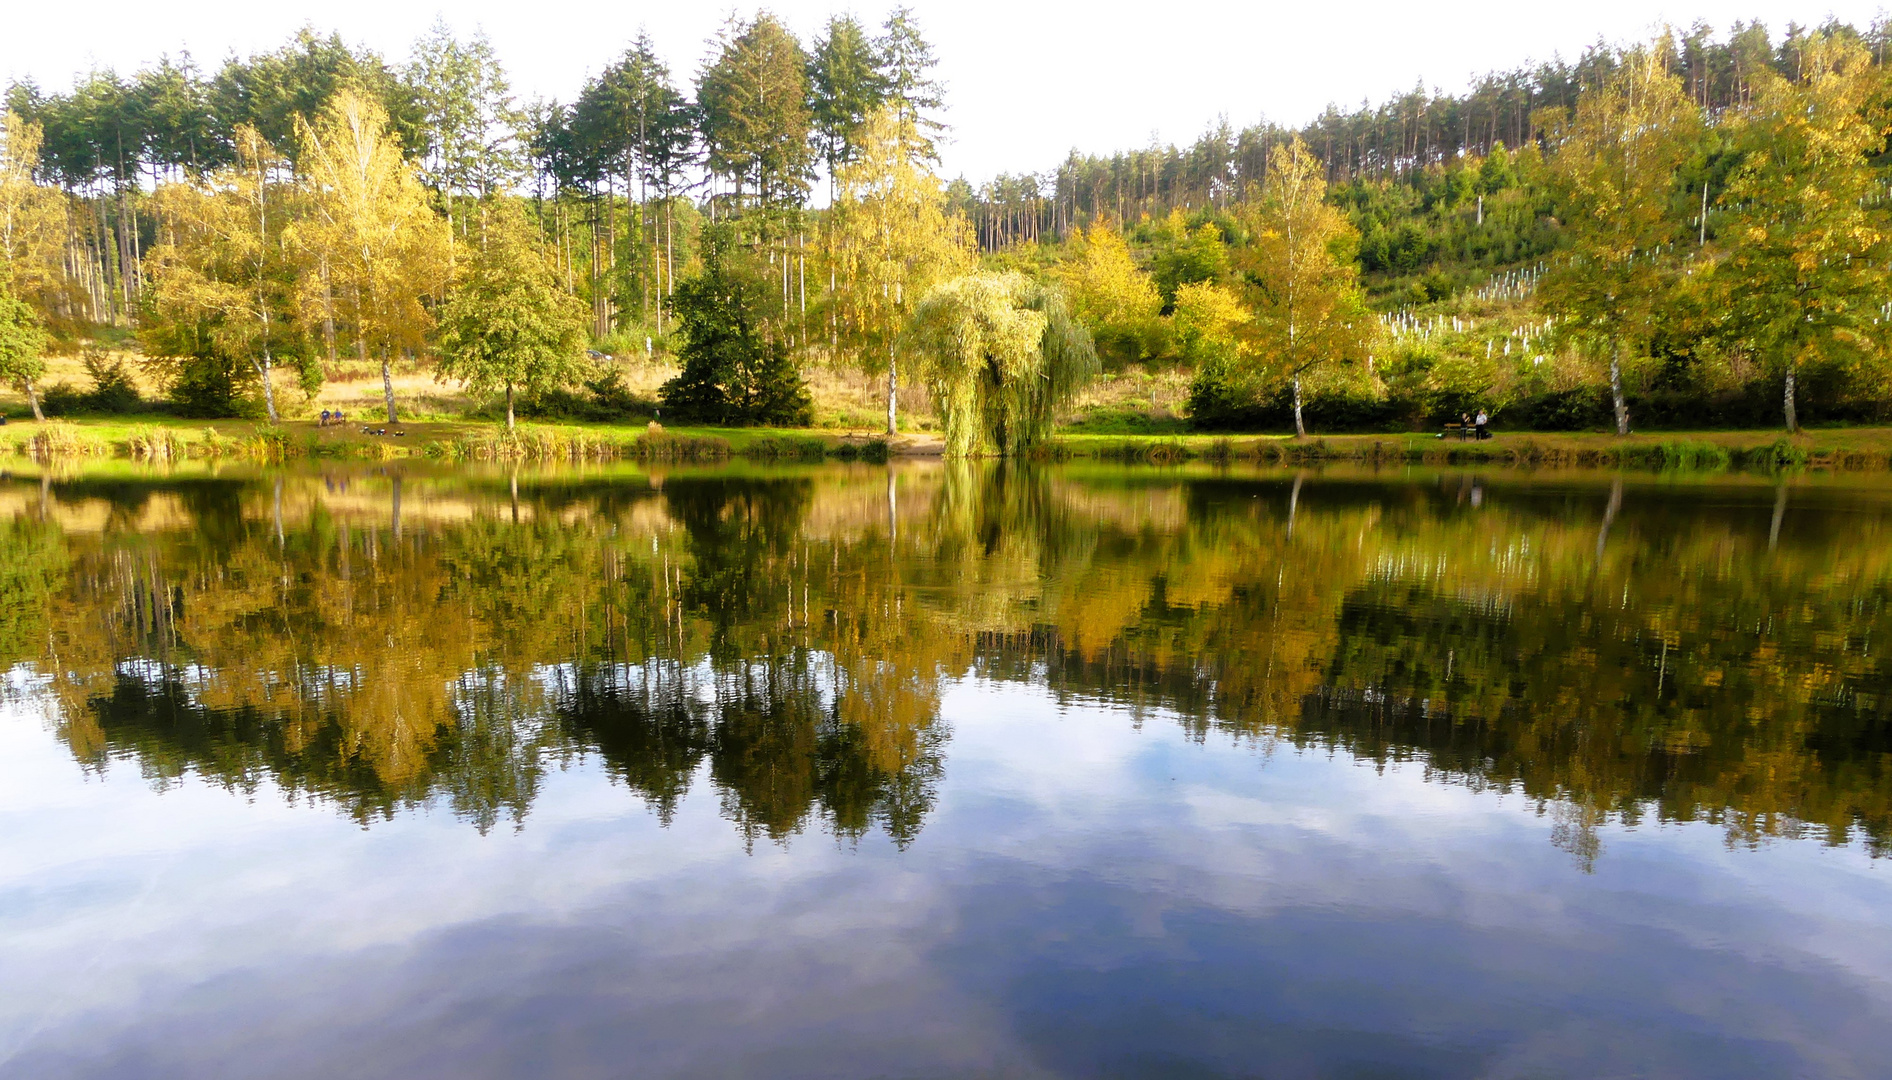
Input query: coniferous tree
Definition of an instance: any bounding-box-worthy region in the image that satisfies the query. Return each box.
[876,8,946,164]
[696,14,815,217]
[408,20,526,237]
[660,226,812,425]
[809,15,888,195]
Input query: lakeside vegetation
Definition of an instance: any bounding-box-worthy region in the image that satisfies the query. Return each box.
[3,14,1892,452]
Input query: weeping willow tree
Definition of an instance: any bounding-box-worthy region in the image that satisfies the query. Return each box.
[905,271,1096,456]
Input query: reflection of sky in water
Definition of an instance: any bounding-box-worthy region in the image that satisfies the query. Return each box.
[4,678,1889,1080]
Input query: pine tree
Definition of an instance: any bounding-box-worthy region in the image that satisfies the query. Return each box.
[408,20,526,237]
[809,15,887,197]
[660,227,812,426]
[696,14,815,216]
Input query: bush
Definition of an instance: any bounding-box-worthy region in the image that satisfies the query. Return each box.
[519,364,657,423]
[740,434,828,461]
[81,350,143,413]
[830,439,891,463]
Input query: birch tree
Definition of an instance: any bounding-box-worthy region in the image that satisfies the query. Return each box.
[0,111,73,327]
[143,125,300,422]
[292,90,449,424]
[1234,136,1371,437]
[824,106,974,434]
[1717,33,1889,432]
[1540,39,1702,435]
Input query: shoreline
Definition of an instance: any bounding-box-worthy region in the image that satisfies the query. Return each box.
[6,416,1892,471]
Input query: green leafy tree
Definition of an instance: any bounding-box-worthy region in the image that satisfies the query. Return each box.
[905,270,1096,456]
[142,125,304,422]
[1716,32,1890,431]
[0,284,48,420]
[1224,136,1372,437]
[437,202,589,429]
[1540,39,1702,435]
[1055,218,1164,365]
[824,106,975,434]
[1150,209,1230,312]
[660,227,813,425]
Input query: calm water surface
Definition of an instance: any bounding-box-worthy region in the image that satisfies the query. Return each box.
[1,462,1889,1079]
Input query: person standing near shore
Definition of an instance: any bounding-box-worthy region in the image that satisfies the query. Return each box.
[1475,409,1489,439]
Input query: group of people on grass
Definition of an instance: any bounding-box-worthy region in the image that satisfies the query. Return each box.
[317,409,347,427]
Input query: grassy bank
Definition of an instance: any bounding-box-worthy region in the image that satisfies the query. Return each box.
[8,414,1892,471]
[1049,428,1892,470]
[0,416,891,466]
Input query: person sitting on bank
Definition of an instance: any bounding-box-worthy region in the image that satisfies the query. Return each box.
[1475,409,1489,439]
[320,409,332,426]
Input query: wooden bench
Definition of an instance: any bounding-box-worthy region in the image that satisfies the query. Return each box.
[1440,423,1466,440]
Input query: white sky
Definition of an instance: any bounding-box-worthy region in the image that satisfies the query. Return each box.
[2,2,1882,183]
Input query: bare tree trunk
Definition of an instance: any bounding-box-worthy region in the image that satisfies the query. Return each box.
[253,356,279,424]
[1610,344,1628,436]
[24,379,44,422]
[1784,367,1798,433]
[506,382,516,431]
[381,355,397,424]
[1291,375,1306,438]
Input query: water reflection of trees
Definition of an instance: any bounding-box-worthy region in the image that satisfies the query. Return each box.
[2,466,1889,858]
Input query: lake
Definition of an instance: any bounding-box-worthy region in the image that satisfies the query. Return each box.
[1,461,1889,1079]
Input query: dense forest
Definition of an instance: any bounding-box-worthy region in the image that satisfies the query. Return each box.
[2,13,1890,443]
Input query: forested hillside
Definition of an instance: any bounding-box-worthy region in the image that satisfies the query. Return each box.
[2,13,1889,445]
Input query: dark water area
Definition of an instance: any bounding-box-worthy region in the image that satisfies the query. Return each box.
[1,461,1889,1079]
